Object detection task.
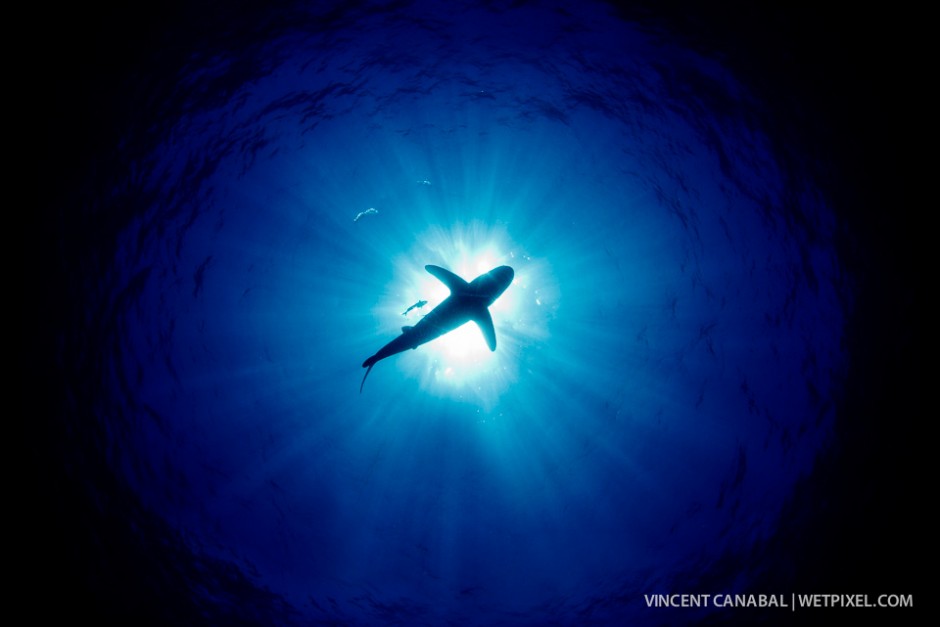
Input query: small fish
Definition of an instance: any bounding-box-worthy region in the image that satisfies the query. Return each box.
[353,207,379,222]
[401,300,428,316]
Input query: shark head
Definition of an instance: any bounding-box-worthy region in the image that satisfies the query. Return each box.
[469,265,514,305]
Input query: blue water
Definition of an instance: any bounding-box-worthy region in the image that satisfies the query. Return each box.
[36,1,917,625]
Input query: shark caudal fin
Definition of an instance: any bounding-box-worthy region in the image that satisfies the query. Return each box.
[360,354,379,393]
[360,363,374,393]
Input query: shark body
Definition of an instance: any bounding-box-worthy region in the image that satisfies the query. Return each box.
[360,264,514,392]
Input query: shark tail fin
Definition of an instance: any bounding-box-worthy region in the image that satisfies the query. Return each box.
[360,363,374,394]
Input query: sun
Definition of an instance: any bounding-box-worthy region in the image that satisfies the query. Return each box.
[374,221,554,406]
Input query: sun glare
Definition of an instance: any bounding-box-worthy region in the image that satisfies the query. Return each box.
[376,222,554,405]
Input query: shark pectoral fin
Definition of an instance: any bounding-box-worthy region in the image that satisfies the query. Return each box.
[401,325,414,333]
[425,265,470,293]
[474,308,498,351]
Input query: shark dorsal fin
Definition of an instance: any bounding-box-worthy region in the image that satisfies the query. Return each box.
[425,265,470,294]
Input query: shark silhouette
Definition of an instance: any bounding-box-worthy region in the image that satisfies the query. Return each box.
[360,264,514,392]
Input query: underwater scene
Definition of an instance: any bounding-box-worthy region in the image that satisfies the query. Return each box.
[34,1,918,625]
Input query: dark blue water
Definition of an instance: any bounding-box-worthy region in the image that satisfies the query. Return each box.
[34,1,917,625]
